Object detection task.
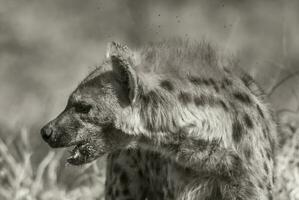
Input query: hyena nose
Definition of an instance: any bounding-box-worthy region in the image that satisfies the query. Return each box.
[41,126,53,141]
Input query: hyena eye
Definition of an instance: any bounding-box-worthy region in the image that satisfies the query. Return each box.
[74,103,92,114]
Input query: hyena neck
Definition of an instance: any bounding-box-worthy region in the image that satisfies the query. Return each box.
[114,90,233,171]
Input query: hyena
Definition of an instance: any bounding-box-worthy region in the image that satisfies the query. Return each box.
[41,39,277,200]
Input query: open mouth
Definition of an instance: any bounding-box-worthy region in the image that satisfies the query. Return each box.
[66,142,96,165]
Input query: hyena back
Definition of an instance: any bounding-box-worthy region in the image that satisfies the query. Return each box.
[41,40,277,200]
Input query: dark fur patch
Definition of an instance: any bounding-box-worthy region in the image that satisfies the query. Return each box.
[208,78,220,92]
[243,147,252,160]
[188,76,211,86]
[125,149,131,156]
[137,149,142,159]
[178,92,192,105]
[194,95,206,106]
[243,113,254,128]
[138,169,144,177]
[257,105,265,118]
[209,184,223,200]
[261,148,266,157]
[229,154,244,177]
[188,76,204,85]
[208,78,216,85]
[122,188,130,196]
[190,138,210,151]
[120,171,129,184]
[214,85,220,92]
[223,67,231,74]
[241,74,254,87]
[269,130,276,153]
[194,96,230,112]
[107,186,113,195]
[219,100,229,111]
[263,129,268,139]
[194,95,219,107]
[155,165,161,174]
[233,92,252,104]
[221,78,233,89]
[156,191,165,199]
[265,148,272,160]
[189,76,219,92]
[232,120,243,143]
[140,91,155,108]
[266,183,271,190]
[264,162,269,173]
[203,79,210,85]
[115,189,119,197]
[213,85,220,93]
[258,182,264,189]
[113,163,122,173]
[160,80,174,91]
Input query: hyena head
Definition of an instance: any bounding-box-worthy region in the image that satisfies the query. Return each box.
[41,42,140,165]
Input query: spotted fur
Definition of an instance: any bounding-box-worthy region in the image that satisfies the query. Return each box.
[41,39,277,200]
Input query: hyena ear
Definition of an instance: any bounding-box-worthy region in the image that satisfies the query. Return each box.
[106,41,139,104]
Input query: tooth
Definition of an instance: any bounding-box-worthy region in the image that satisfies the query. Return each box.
[73,150,80,159]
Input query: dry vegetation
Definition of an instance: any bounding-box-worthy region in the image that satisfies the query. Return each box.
[0,129,106,200]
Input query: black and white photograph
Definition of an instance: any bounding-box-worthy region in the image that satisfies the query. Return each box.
[0,1,299,199]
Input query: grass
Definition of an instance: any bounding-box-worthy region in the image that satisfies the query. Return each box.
[0,128,106,200]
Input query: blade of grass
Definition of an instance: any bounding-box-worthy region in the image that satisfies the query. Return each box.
[31,151,55,195]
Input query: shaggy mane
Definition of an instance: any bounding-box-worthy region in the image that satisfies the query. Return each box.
[137,39,227,80]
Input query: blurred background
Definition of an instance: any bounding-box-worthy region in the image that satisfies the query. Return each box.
[0,0,299,199]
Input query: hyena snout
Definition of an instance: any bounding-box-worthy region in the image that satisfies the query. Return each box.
[41,124,54,141]
[40,121,73,148]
